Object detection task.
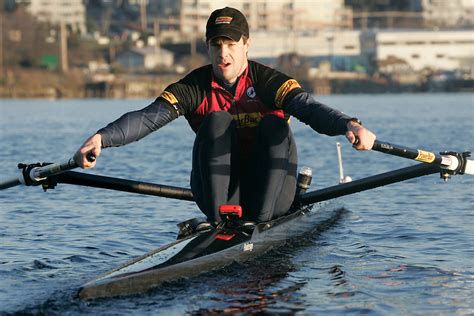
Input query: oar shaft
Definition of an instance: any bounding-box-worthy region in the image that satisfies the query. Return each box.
[299,163,440,206]
[373,140,442,164]
[56,171,194,201]
[0,177,21,190]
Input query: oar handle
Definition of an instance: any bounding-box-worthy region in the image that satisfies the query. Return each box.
[372,140,473,176]
[23,153,96,184]
[19,158,79,185]
[0,153,96,190]
[372,140,443,164]
[87,152,96,163]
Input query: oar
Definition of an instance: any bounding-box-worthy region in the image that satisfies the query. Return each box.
[298,163,439,206]
[0,154,95,190]
[0,158,78,190]
[0,157,193,200]
[54,171,194,201]
[372,140,473,177]
[297,142,472,207]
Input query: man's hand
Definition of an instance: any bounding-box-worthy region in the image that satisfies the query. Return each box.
[345,121,376,151]
[74,134,102,168]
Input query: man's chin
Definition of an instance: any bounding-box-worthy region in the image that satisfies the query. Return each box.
[215,73,235,84]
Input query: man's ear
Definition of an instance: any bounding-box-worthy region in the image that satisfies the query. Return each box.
[244,37,251,53]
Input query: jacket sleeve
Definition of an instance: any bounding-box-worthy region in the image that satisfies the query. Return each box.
[283,92,351,136]
[97,99,179,148]
[97,67,209,148]
[250,61,350,136]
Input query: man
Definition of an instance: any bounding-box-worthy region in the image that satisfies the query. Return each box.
[74,7,376,224]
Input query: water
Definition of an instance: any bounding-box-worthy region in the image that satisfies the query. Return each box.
[0,94,473,315]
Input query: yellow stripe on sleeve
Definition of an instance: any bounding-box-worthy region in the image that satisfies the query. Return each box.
[160,91,178,105]
[275,79,301,108]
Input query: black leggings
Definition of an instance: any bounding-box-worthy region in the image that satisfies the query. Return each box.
[191,111,297,223]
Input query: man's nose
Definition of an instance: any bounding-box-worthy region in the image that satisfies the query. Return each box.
[219,45,229,57]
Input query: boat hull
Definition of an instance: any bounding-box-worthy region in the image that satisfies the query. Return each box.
[78,200,344,300]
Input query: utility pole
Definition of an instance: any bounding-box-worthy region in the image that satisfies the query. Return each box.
[60,20,69,72]
[154,18,160,49]
[361,11,368,30]
[0,10,4,82]
[140,0,147,32]
[326,34,334,71]
[190,36,196,57]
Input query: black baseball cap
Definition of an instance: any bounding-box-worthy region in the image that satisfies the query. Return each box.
[206,7,249,42]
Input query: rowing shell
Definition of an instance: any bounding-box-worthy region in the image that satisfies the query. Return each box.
[77,200,344,300]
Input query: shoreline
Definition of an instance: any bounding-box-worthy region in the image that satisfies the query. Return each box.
[1,68,472,99]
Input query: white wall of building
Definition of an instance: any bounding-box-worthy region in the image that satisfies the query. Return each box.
[27,0,87,34]
[179,0,348,38]
[249,30,360,59]
[245,29,474,73]
[375,30,474,71]
[116,47,174,70]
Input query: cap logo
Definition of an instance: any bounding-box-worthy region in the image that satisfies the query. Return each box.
[215,16,233,25]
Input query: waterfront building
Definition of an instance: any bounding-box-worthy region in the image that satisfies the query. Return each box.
[362,30,474,72]
[178,0,351,36]
[115,47,174,71]
[249,30,361,71]
[26,0,87,34]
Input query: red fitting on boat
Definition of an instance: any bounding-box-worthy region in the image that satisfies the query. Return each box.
[215,233,236,241]
[219,205,242,218]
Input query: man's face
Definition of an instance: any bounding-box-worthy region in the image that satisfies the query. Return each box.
[208,36,250,84]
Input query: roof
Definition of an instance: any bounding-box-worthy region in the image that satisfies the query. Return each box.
[129,47,173,56]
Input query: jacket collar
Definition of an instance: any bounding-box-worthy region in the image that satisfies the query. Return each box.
[211,64,249,97]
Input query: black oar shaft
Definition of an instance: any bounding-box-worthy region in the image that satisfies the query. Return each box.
[56,171,194,201]
[299,163,440,205]
[373,140,442,164]
[0,178,21,190]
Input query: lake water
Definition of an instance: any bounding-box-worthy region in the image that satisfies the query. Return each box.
[0,94,473,315]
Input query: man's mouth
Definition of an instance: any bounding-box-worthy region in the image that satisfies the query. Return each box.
[218,62,231,69]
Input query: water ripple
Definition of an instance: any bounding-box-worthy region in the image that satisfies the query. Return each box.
[1,95,473,315]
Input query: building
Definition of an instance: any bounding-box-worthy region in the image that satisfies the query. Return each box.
[178,0,351,39]
[26,0,87,34]
[362,30,474,72]
[115,47,174,71]
[420,0,474,28]
[249,30,361,69]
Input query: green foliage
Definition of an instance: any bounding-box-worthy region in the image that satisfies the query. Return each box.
[40,55,59,70]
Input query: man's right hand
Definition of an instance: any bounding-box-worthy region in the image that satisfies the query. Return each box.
[74,134,102,168]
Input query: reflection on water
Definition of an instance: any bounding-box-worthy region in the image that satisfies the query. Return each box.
[188,208,347,315]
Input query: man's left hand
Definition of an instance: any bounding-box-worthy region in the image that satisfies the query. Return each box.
[345,121,376,151]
